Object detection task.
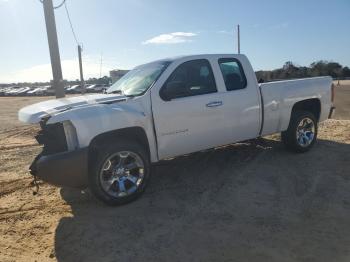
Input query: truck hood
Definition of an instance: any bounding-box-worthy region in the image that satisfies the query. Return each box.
[18,94,127,124]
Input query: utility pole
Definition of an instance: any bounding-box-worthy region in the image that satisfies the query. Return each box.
[99,53,103,78]
[42,0,65,98]
[237,24,241,54]
[78,44,85,94]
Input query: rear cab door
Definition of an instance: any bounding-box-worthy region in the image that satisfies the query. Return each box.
[213,55,261,142]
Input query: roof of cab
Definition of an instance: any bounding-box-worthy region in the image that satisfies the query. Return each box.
[138,54,246,67]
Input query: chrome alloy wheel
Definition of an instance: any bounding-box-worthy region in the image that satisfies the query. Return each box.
[99,151,145,198]
[296,117,315,147]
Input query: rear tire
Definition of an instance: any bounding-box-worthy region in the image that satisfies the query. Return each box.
[88,139,150,206]
[281,110,318,153]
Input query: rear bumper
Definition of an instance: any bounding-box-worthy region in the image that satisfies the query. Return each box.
[30,148,88,188]
[328,106,336,119]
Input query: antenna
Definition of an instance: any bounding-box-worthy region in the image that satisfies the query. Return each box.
[237,24,240,54]
[100,53,103,78]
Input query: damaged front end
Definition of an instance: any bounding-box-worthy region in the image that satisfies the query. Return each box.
[29,117,88,189]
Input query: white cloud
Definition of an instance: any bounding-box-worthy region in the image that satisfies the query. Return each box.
[0,55,119,83]
[217,30,232,35]
[142,32,197,45]
[269,22,289,30]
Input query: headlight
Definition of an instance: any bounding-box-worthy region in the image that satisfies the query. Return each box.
[35,120,79,155]
[62,121,79,151]
[35,122,68,155]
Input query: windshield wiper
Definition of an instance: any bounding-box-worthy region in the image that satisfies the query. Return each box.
[108,89,137,98]
[108,90,123,94]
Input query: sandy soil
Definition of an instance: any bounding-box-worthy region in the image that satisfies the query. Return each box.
[0,89,350,262]
[333,85,350,120]
[0,96,73,132]
[334,80,350,86]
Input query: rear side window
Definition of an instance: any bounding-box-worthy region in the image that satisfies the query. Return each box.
[161,59,217,100]
[218,58,247,91]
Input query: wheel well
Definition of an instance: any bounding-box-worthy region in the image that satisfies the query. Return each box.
[88,127,150,161]
[291,99,321,120]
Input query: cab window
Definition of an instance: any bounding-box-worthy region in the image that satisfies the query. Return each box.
[218,58,247,91]
[160,59,217,100]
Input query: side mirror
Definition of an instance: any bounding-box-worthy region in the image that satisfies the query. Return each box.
[160,81,187,101]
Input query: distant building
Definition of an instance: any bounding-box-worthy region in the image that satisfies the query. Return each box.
[110,69,129,84]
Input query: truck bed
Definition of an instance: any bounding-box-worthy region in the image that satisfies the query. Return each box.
[259,76,333,136]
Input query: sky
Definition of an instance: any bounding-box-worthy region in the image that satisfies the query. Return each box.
[0,0,349,83]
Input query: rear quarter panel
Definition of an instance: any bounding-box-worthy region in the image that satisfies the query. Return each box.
[260,76,332,136]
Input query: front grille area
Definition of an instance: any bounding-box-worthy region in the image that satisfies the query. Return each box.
[35,122,68,155]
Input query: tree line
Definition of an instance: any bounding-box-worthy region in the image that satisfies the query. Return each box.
[2,60,350,87]
[256,61,350,82]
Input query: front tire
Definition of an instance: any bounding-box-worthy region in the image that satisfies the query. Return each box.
[88,140,150,206]
[281,111,318,153]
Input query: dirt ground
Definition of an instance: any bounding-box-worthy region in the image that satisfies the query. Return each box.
[333,84,350,120]
[0,87,349,262]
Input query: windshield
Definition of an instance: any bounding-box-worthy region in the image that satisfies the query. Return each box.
[107,60,171,96]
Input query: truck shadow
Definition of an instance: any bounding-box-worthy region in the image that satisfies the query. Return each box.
[54,138,350,262]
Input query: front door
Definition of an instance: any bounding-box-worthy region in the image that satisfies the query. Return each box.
[151,59,231,159]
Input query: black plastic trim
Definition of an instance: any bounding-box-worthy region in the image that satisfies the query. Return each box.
[36,122,68,155]
[328,106,336,119]
[30,148,88,188]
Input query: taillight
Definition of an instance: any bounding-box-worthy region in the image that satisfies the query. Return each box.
[331,83,335,103]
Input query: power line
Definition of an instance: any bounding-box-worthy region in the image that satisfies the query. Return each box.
[64,1,79,45]
[38,0,84,97]
[64,0,84,93]
[39,0,80,45]
[39,0,66,10]
[41,0,65,98]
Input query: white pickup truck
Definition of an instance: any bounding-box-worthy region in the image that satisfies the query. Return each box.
[19,54,335,205]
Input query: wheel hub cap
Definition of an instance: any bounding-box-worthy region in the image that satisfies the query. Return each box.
[296,117,315,147]
[99,151,145,198]
[114,167,125,176]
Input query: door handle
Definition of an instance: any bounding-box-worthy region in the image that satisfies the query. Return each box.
[206,101,223,108]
